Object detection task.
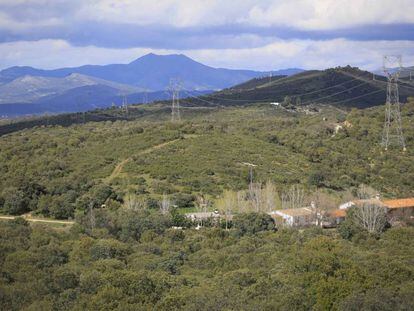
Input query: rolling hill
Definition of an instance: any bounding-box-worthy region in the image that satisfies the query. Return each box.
[192,66,414,108]
[0,73,142,105]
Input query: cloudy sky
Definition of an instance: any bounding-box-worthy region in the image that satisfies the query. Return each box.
[0,0,413,71]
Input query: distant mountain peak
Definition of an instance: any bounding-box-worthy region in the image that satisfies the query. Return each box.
[129,52,194,65]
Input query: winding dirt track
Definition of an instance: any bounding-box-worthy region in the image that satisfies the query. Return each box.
[0,215,74,225]
[0,136,196,225]
[105,136,190,182]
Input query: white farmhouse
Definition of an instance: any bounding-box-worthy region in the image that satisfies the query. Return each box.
[270,207,315,227]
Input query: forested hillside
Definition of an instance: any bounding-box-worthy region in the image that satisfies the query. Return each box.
[0,98,413,219]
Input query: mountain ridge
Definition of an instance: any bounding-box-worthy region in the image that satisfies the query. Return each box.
[0,53,304,116]
[0,53,303,90]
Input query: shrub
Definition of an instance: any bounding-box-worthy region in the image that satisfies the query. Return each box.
[233,213,275,236]
[2,188,29,215]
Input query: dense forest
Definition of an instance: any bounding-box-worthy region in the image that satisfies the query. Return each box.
[0,214,413,310]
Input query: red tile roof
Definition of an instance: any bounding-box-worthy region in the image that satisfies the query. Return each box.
[383,198,414,209]
[353,198,386,207]
[328,209,346,218]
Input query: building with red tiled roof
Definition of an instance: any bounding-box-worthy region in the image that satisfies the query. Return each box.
[383,198,414,223]
[383,198,414,209]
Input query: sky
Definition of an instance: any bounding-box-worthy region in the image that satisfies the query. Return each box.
[0,0,413,71]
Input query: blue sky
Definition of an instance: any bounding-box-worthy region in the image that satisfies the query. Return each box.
[0,0,413,71]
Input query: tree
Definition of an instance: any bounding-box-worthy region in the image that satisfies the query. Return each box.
[263,180,279,212]
[160,194,170,215]
[232,213,275,235]
[217,190,237,230]
[89,184,116,207]
[281,185,305,209]
[308,171,325,187]
[172,193,195,209]
[2,187,29,215]
[283,96,291,107]
[248,182,262,212]
[49,197,75,219]
[356,184,378,199]
[123,193,145,211]
[351,202,387,234]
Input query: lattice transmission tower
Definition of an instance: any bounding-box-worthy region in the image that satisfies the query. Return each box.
[122,95,129,114]
[381,55,406,151]
[169,78,182,122]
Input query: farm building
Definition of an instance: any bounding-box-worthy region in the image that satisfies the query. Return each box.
[324,209,347,227]
[270,207,316,227]
[185,211,220,222]
[383,198,414,223]
[339,198,385,210]
[337,197,414,226]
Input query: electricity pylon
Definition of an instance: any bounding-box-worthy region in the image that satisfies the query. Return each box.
[122,95,129,114]
[169,78,182,122]
[142,89,148,104]
[381,55,406,151]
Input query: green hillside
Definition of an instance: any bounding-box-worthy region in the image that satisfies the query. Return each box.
[0,97,413,219]
[189,66,414,108]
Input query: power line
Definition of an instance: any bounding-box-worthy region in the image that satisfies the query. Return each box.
[301,81,370,105]
[181,90,222,107]
[327,89,384,105]
[398,80,414,91]
[189,76,371,104]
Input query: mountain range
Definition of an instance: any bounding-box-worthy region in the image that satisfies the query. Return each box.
[0,53,302,117]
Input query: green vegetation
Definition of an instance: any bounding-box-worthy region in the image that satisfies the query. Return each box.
[0,215,413,310]
[1,98,414,219]
[0,92,414,310]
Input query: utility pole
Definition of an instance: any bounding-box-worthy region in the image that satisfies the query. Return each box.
[169,78,182,122]
[381,55,406,151]
[242,162,257,190]
[242,162,258,211]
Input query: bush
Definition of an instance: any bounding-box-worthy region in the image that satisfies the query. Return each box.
[172,193,195,209]
[308,171,325,187]
[232,213,275,236]
[2,188,29,215]
[49,196,75,219]
[90,239,130,261]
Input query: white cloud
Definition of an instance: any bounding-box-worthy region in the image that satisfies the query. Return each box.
[1,38,413,71]
[76,0,414,29]
[1,0,413,32]
[186,39,414,70]
[0,40,154,69]
[245,0,414,30]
